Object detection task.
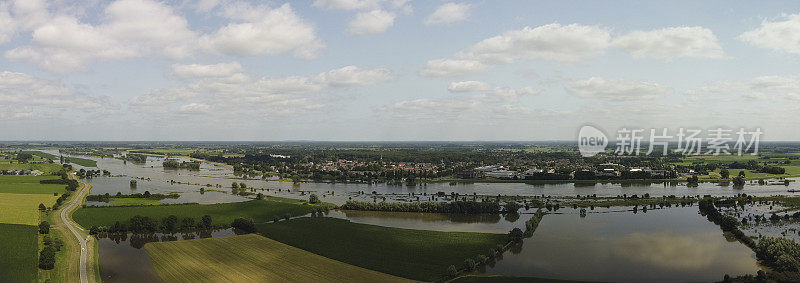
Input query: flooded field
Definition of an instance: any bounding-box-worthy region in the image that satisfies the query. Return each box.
[485,207,759,282]
[98,229,240,283]
[46,150,800,206]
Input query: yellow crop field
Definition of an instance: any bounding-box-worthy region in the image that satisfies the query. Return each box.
[145,234,411,283]
[0,193,58,225]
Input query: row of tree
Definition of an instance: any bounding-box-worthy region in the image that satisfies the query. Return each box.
[340,200,501,214]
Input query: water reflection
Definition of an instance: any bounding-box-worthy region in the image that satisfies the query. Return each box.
[485,207,759,283]
[97,229,241,283]
[327,210,531,233]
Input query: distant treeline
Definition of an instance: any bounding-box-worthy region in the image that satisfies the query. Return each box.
[163,159,200,170]
[86,191,179,202]
[340,200,501,214]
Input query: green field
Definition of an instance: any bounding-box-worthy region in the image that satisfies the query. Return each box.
[20,150,98,167]
[257,217,507,281]
[108,198,165,206]
[145,234,410,282]
[0,175,67,195]
[0,224,38,283]
[0,193,58,225]
[73,198,329,229]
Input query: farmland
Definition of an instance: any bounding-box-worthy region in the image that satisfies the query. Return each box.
[0,162,63,174]
[257,217,507,281]
[145,234,411,282]
[73,198,330,229]
[0,175,68,195]
[0,224,38,283]
[0,193,58,225]
[20,150,98,167]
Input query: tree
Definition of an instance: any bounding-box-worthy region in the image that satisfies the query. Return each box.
[720,169,730,179]
[39,221,50,234]
[181,217,195,230]
[231,218,256,233]
[130,179,137,188]
[231,182,239,189]
[309,194,320,204]
[38,203,46,211]
[143,191,151,198]
[162,215,178,233]
[739,170,746,178]
[38,246,56,270]
[201,215,212,229]
[256,193,264,200]
[17,152,33,162]
[503,201,521,214]
[462,258,476,271]
[239,182,247,189]
[508,227,524,242]
[732,176,745,187]
[447,265,458,277]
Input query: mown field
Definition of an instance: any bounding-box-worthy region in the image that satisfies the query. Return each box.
[73,198,329,229]
[257,217,507,281]
[0,193,58,225]
[0,223,38,283]
[145,234,410,283]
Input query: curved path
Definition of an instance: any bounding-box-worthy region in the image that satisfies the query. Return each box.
[59,173,92,283]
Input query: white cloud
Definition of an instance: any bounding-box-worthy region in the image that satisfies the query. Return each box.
[315,65,392,87]
[420,58,488,77]
[5,0,197,72]
[564,77,673,100]
[425,2,471,25]
[448,80,491,92]
[132,65,391,119]
[313,0,382,10]
[179,102,212,114]
[421,23,610,76]
[687,75,800,99]
[0,3,15,44]
[613,26,724,60]
[739,13,800,55]
[348,9,395,35]
[0,71,116,120]
[171,62,244,79]
[201,3,325,59]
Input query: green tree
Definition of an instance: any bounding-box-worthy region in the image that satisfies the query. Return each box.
[720,169,730,179]
[38,203,46,211]
[38,221,50,234]
[232,182,239,189]
[201,215,212,229]
[38,246,56,270]
[309,194,320,204]
[231,218,256,233]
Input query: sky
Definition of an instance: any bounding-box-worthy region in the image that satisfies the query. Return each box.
[1,0,800,141]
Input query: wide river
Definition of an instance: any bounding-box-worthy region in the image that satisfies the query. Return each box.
[43,151,767,282]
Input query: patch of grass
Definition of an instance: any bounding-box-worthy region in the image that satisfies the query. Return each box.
[257,217,507,281]
[0,193,58,225]
[0,223,38,283]
[108,198,165,206]
[145,234,410,282]
[0,175,67,195]
[20,150,59,160]
[73,198,329,229]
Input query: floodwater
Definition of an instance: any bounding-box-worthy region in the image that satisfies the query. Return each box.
[485,207,759,283]
[327,210,535,233]
[98,229,240,283]
[45,150,800,206]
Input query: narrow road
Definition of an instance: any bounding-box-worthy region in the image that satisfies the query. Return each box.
[60,173,91,283]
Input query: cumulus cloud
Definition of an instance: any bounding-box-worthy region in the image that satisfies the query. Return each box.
[0,71,116,120]
[613,27,724,60]
[687,75,800,99]
[5,0,197,72]
[313,0,382,10]
[425,2,471,25]
[739,13,800,55]
[314,65,392,86]
[420,59,489,77]
[132,65,391,119]
[421,23,610,77]
[384,83,538,121]
[0,3,15,44]
[564,77,673,100]
[201,3,325,59]
[348,10,396,35]
[448,80,491,92]
[171,62,244,79]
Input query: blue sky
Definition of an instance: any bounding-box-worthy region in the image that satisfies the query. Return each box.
[1,0,799,141]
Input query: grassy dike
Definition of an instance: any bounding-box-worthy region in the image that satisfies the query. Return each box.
[256,217,508,281]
